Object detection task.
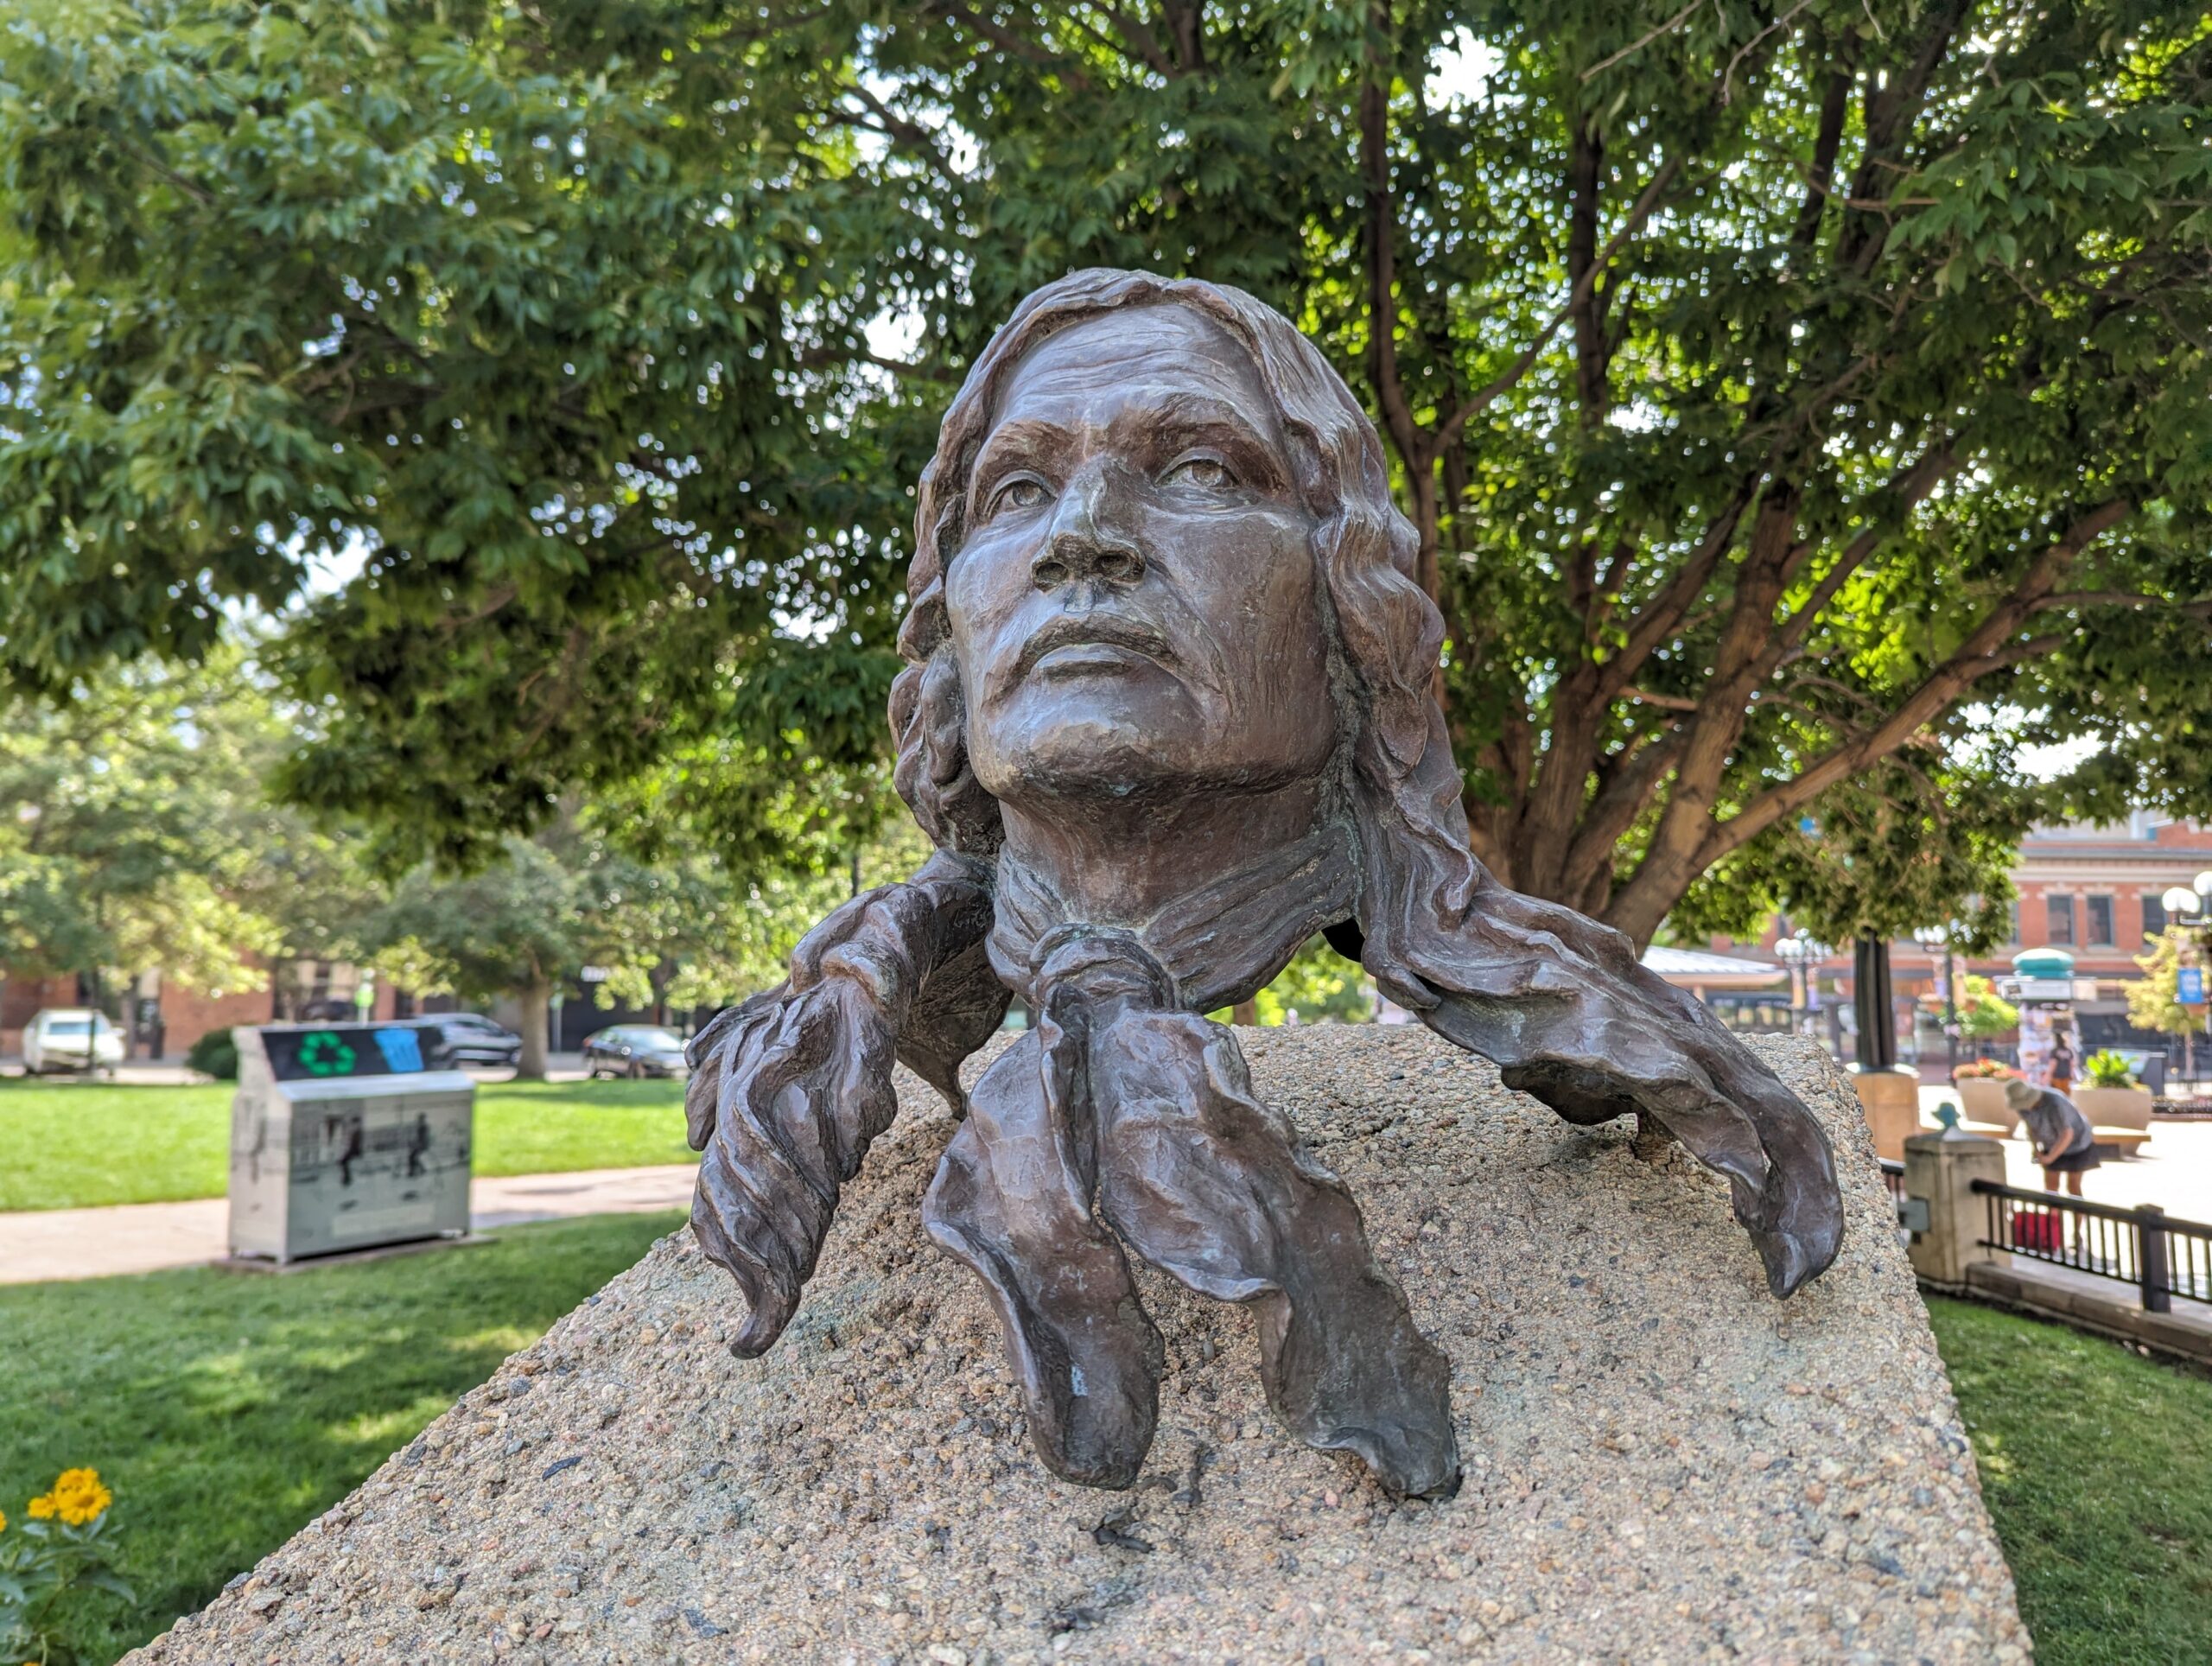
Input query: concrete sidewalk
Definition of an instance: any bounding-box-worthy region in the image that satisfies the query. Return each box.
[0,1164,696,1285]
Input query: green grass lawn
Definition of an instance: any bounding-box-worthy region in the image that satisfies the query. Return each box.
[0,1211,683,1664]
[0,1077,696,1211]
[1925,1296,2212,1664]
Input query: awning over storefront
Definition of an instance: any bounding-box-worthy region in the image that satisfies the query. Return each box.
[1640,947,1788,993]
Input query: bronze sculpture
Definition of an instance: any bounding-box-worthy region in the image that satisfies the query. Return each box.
[686,270,1844,1502]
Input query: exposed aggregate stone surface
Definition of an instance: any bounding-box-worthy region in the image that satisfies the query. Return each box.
[129,1030,2029,1664]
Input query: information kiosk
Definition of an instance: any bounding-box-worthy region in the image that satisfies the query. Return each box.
[227,1022,474,1263]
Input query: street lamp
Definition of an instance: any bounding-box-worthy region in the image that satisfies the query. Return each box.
[1774,930,1817,1038]
[2161,875,2212,1089]
[1912,921,1962,1079]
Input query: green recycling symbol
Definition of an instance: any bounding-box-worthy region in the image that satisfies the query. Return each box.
[299,1031,357,1077]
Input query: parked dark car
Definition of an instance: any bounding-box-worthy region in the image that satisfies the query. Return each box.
[401,1013,524,1071]
[582,1025,689,1079]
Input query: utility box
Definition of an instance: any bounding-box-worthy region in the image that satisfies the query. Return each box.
[227,1024,474,1263]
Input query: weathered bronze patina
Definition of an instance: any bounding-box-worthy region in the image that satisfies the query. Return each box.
[686,270,1844,1501]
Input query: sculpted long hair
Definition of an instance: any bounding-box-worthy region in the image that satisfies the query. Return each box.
[889,267,1481,999]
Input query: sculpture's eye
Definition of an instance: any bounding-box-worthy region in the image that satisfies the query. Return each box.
[987,475,1050,518]
[1165,455,1236,491]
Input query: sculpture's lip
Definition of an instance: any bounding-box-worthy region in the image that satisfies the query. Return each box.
[1033,640,1159,677]
[1018,614,1175,678]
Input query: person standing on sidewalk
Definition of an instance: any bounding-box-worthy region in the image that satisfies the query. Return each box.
[2003,1075,2102,1198]
[2047,1027,2077,1096]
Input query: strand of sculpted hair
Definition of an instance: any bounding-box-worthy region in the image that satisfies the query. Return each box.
[686,852,1004,1356]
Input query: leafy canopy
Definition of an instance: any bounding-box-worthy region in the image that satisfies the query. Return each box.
[3,1,2209,946]
[0,651,312,994]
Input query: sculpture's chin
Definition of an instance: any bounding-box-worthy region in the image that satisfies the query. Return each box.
[971,713,1211,802]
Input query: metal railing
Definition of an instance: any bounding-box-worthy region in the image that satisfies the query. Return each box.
[1972,1179,2212,1313]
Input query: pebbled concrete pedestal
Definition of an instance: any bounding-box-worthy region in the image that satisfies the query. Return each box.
[130,1031,2029,1663]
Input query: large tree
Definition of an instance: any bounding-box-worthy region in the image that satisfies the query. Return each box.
[362,811,912,1075]
[3,1,2209,944]
[0,653,289,1008]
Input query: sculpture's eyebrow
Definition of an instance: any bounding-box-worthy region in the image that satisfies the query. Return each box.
[969,418,1073,506]
[1114,392,1287,484]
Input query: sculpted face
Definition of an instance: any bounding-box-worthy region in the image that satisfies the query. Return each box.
[944,303,1337,804]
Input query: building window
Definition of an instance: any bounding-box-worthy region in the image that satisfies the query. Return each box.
[2086,894,2113,945]
[2047,894,2075,945]
[2145,893,2168,940]
[2008,900,2021,944]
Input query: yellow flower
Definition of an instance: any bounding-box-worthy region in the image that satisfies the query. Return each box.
[0,1504,7,1531]
[27,1493,55,1520]
[47,1467,111,1527]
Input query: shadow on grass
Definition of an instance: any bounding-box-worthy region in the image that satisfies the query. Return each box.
[0,1211,683,1664]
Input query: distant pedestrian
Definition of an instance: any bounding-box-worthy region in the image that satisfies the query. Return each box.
[2003,1076,2102,1198]
[2047,1031,2076,1095]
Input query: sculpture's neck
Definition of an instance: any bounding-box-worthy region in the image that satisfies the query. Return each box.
[989,786,1358,1013]
[994,781,1327,925]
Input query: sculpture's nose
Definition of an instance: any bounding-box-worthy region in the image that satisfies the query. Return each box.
[1032,464,1145,594]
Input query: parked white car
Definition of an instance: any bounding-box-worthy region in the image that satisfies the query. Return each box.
[22,1008,124,1074]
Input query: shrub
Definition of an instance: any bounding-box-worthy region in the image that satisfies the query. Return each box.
[184,1028,238,1081]
[1955,975,2021,1040]
[2083,1050,2137,1091]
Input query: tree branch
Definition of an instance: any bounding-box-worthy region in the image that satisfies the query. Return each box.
[1433,156,1685,447]
[1596,473,1758,702]
[1580,0,1702,81]
[795,344,954,384]
[841,79,936,151]
[2031,590,2212,618]
[1359,22,1421,473]
[1790,61,1852,250]
[928,2,1093,91]
[1558,722,1692,907]
[1698,499,2133,865]
[1836,0,1972,274]
[1096,5,1178,76]
[1767,443,1961,650]
[1359,2,1440,603]
[1567,119,1610,424]
[1721,0,1820,105]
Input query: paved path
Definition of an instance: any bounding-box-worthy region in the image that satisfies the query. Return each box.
[0,1164,696,1285]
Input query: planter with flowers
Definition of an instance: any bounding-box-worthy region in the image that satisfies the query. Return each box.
[1951,1059,2023,1135]
[2075,1052,2155,1154]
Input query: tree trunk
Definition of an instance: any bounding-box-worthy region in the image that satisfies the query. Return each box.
[517,973,551,1081]
[1232,998,1260,1027]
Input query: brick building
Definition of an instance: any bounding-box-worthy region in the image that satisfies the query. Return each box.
[2,960,402,1061]
[1707,815,2212,1065]
[1902,815,2212,1059]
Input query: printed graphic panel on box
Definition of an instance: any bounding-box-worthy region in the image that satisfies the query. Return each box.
[260,1025,430,1081]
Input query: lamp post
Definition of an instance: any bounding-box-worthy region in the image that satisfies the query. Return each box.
[2163,874,2212,1089]
[1774,930,1815,1038]
[1912,922,1961,1080]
